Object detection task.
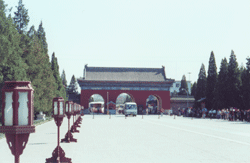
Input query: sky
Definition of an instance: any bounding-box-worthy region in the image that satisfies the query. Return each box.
[3,0,250,91]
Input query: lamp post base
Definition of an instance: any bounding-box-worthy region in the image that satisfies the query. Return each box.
[70,126,79,133]
[61,131,77,143]
[46,145,72,163]
[5,133,30,163]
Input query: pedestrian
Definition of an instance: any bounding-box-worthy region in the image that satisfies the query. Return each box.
[217,109,221,119]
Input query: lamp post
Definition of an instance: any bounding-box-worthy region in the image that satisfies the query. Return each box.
[70,103,79,133]
[75,104,80,127]
[61,101,77,143]
[46,97,71,163]
[0,81,35,163]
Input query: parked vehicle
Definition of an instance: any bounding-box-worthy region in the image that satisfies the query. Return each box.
[89,101,104,113]
[124,102,137,117]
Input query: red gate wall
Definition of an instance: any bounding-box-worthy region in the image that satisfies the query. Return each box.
[80,90,170,110]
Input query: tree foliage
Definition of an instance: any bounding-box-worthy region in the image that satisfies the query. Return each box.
[61,69,67,88]
[13,0,29,34]
[240,58,250,110]
[0,1,27,120]
[37,21,48,53]
[205,51,217,109]
[0,0,68,118]
[191,82,197,97]
[226,50,241,108]
[213,58,228,109]
[179,75,188,95]
[23,28,56,115]
[67,75,79,94]
[51,52,67,100]
[195,63,207,101]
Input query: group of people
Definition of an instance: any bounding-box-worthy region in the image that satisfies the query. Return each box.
[177,107,250,122]
[208,108,250,121]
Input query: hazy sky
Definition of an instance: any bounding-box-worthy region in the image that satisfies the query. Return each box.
[4,0,250,90]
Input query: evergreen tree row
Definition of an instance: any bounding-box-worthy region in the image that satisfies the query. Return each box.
[192,50,250,110]
[0,0,76,120]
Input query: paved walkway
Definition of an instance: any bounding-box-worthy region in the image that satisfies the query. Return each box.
[1,115,250,163]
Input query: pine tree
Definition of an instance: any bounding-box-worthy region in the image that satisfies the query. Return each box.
[179,75,188,95]
[51,52,67,100]
[205,51,217,110]
[37,21,48,53]
[125,95,132,103]
[24,32,56,115]
[13,0,29,34]
[195,64,207,102]
[61,69,67,88]
[241,58,250,110]
[226,50,241,108]
[191,82,197,96]
[213,58,228,109]
[0,1,27,119]
[67,75,79,94]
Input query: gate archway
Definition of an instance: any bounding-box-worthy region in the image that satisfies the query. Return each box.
[78,65,174,113]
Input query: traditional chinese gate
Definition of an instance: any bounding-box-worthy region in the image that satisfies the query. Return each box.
[77,65,174,112]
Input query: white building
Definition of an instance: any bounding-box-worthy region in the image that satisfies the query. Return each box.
[170,80,191,95]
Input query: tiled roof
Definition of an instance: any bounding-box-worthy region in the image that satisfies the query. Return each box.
[81,65,170,82]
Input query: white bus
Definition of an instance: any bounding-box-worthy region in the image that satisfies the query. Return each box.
[124,102,137,117]
[89,101,104,114]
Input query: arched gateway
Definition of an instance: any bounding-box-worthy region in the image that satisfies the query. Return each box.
[77,65,174,113]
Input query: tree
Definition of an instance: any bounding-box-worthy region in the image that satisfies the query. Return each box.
[226,50,241,108]
[24,32,56,115]
[0,2,28,119]
[67,75,79,94]
[195,64,207,102]
[61,69,67,88]
[179,75,188,95]
[240,58,250,110]
[89,96,94,102]
[191,82,197,97]
[37,21,48,53]
[124,95,132,103]
[206,51,217,109]
[213,58,228,110]
[51,52,67,100]
[13,0,29,34]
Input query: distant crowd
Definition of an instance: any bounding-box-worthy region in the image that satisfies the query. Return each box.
[176,107,250,122]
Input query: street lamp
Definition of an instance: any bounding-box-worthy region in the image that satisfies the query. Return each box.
[70,103,79,133]
[46,97,71,163]
[0,81,35,163]
[61,101,77,143]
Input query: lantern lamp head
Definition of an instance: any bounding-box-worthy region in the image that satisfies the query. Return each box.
[65,101,73,114]
[53,97,64,117]
[1,81,34,127]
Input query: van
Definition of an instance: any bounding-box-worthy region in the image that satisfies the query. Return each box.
[124,102,137,117]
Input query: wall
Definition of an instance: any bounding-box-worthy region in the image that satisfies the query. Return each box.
[80,90,170,110]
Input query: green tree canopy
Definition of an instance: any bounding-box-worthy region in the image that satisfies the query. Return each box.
[37,21,48,53]
[51,52,67,100]
[206,51,217,109]
[179,75,188,95]
[13,0,29,34]
[61,69,67,88]
[0,1,27,119]
[67,75,79,94]
[191,82,197,97]
[226,50,241,108]
[195,63,207,102]
[240,58,250,110]
[213,58,228,109]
